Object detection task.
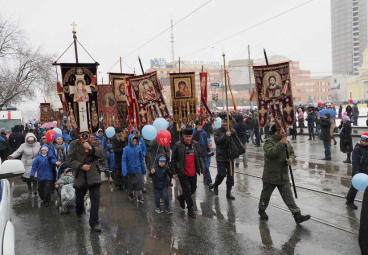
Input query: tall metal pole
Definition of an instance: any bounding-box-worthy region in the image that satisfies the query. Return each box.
[120,57,122,73]
[248,45,253,109]
[222,53,233,176]
[221,65,225,110]
[71,22,79,64]
[138,56,144,74]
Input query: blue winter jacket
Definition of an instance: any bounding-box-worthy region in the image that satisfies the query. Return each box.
[138,137,147,157]
[122,134,146,176]
[107,151,115,172]
[48,134,69,165]
[93,134,108,152]
[30,151,54,181]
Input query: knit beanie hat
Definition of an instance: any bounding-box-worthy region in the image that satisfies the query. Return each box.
[343,116,350,121]
[0,128,5,133]
[158,156,167,162]
[361,133,368,140]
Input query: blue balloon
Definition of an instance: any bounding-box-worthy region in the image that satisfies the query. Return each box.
[214,118,222,128]
[53,128,62,135]
[106,127,115,138]
[313,103,318,108]
[353,98,358,104]
[352,173,368,191]
[153,118,168,132]
[142,125,157,140]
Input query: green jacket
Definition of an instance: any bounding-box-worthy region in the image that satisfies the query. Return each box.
[262,135,295,185]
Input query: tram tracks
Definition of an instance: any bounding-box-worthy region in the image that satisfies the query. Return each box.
[208,165,360,235]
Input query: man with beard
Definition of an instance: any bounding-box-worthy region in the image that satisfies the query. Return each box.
[111,127,127,189]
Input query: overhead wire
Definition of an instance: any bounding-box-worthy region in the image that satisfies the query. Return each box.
[121,0,213,60]
[183,0,313,58]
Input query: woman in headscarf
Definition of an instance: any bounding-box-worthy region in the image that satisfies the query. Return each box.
[298,108,304,134]
[8,133,40,194]
[339,116,353,163]
[48,134,68,183]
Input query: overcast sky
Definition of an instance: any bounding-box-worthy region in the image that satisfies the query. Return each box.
[2,0,331,113]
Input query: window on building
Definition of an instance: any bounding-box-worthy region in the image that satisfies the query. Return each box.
[298,89,300,93]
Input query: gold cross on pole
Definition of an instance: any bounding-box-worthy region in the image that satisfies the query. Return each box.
[71,22,77,33]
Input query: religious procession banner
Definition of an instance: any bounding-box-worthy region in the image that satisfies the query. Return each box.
[109,73,134,128]
[39,103,51,125]
[129,72,170,126]
[252,61,295,137]
[126,78,140,129]
[98,84,119,130]
[170,72,197,125]
[60,63,99,137]
[199,72,213,121]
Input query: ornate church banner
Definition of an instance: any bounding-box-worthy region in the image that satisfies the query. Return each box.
[98,84,119,130]
[39,103,51,125]
[129,72,170,126]
[109,73,134,128]
[199,72,213,121]
[170,72,197,125]
[60,63,99,137]
[253,62,294,137]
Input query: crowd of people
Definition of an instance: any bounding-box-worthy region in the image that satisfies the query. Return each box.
[0,106,367,238]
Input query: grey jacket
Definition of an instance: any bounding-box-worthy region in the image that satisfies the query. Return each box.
[9,133,40,178]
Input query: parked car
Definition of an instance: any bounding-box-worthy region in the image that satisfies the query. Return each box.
[0,159,25,255]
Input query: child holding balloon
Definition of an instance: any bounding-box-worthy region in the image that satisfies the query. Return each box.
[346,133,368,209]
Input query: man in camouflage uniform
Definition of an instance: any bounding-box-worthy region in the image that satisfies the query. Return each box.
[258,125,310,224]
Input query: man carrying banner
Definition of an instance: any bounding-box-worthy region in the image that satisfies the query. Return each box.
[213,114,239,200]
[258,124,310,224]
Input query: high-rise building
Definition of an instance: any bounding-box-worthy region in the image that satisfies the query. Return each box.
[331,0,367,75]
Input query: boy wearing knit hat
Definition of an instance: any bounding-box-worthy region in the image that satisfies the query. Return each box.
[30,146,54,207]
[170,128,206,218]
[346,132,368,209]
[150,154,172,214]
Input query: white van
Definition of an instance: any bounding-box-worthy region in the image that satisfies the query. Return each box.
[0,107,23,133]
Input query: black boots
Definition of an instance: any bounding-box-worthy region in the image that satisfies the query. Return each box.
[345,201,358,210]
[258,210,269,220]
[33,180,37,196]
[27,181,32,194]
[343,154,351,163]
[226,186,235,200]
[188,207,196,218]
[213,181,220,196]
[293,212,310,224]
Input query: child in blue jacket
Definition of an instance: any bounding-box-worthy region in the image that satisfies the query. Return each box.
[122,134,146,203]
[106,144,115,183]
[30,146,54,207]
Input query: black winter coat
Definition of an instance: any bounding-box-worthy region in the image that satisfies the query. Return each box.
[111,136,126,171]
[233,115,248,144]
[319,118,331,141]
[169,140,205,178]
[203,120,213,139]
[245,117,254,130]
[339,121,353,153]
[8,125,25,154]
[352,143,368,176]
[214,126,239,161]
[306,113,314,128]
[149,153,171,189]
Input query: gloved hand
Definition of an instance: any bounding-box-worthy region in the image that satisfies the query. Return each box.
[30,176,35,181]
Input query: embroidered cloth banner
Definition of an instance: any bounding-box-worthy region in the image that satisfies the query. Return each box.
[252,62,294,137]
[169,72,197,125]
[60,63,99,137]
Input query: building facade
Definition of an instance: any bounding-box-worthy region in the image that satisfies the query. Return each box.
[347,44,368,99]
[331,0,367,75]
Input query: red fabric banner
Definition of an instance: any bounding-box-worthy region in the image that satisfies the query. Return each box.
[199,72,213,121]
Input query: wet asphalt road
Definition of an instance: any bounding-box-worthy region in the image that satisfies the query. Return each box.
[11,169,361,254]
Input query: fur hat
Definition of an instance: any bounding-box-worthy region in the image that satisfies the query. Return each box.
[115,127,123,133]
[183,128,193,135]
